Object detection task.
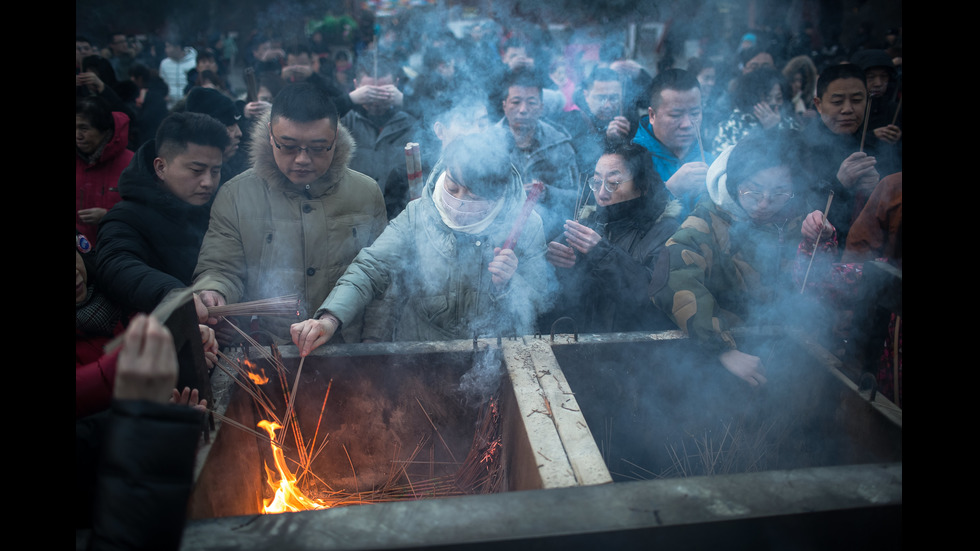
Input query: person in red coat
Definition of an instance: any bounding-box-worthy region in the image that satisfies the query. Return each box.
[76,96,134,247]
[76,232,127,418]
[76,231,219,418]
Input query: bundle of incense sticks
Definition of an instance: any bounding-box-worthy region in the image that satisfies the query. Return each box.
[405,142,423,200]
[207,294,302,318]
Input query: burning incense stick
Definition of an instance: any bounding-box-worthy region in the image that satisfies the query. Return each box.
[206,294,301,318]
[693,119,706,164]
[890,96,902,126]
[800,190,835,293]
[859,95,873,153]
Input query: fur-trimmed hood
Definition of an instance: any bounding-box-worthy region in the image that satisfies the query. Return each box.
[248,110,358,197]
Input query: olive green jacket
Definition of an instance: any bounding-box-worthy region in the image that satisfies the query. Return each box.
[193,113,387,342]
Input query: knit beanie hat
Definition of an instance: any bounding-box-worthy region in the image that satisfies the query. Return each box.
[185,87,241,127]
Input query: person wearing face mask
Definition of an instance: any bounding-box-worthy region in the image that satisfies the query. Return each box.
[290,129,555,353]
[542,143,681,333]
[651,129,838,387]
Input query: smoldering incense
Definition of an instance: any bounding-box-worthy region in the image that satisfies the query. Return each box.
[890,96,902,126]
[859,96,873,153]
[800,191,834,293]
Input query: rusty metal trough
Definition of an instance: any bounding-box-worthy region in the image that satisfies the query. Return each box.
[93,327,904,550]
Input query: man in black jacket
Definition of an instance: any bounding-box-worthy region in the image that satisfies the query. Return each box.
[96,112,229,315]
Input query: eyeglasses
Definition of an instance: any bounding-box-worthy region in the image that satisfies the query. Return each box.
[588,177,631,194]
[271,132,333,157]
[738,189,795,205]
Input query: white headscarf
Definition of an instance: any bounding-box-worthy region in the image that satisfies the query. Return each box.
[432,171,505,234]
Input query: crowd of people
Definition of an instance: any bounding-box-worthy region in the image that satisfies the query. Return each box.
[77,12,902,547]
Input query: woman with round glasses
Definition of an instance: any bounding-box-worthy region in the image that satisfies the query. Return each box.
[651,129,838,387]
[543,142,681,333]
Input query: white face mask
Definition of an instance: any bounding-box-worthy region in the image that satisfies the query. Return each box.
[439,179,495,226]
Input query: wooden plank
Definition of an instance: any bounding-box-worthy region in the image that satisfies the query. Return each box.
[523,338,613,486]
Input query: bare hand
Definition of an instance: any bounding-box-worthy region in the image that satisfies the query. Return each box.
[170,386,208,413]
[753,102,781,129]
[198,290,226,325]
[76,71,105,94]
[350,84,397,107]
[836,152,877,189]
[290,315,339,357]
[801,210,835,242]
[489,247,519,289]
[546,241,577,269]
[114,314,179,403]
[562,220,602,255]
[244,100,271,119]
[378,84,403,107]
[719,349,768,387]
[665,162,708,199]
[199,324,218,368]
[873,124,902,144]
[605,116,631,141]
[77,207,108,225]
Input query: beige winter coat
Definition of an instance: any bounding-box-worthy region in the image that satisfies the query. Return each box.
[193,112,387,342]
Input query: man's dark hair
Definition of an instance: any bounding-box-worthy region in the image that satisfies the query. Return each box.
[284,40,315,59]
[815,63,867,99]
[354,52,398,81]
[647,68,700,110]
[154,111,230,161]
[582,67,621,92]
[76,95,115,134]
[270,81,339,125]
[503,66,542,97]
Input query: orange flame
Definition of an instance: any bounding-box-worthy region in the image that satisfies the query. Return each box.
[258,420,332,513]
[242,358,269,385]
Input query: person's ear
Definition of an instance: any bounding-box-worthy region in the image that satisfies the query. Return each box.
[153,157,167,179]
[432,121,445,143]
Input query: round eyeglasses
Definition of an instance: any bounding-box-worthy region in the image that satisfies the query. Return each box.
[271,132,334,157]
[738,189,795,205]
[588,177,631,194]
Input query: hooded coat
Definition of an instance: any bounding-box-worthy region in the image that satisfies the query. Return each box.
[316,158,554,342]
[95,140,214,314]
[650,146,835,355]
[192,112,387,343]
[76,111,133,246]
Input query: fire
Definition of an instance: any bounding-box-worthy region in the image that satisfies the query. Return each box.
[242,357,269,385]
[258,420,333,513]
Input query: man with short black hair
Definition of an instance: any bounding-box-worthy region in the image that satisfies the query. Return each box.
[802,62,899,245]
[496,67,580,241]
[106,32,135,82]
[560,66,636,173]
[632,68,712,219]
[96,112,229,314]
[193,81,387,344]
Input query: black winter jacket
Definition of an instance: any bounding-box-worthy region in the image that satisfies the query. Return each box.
[96,140,213,314]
